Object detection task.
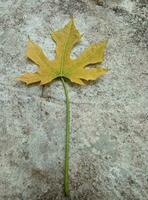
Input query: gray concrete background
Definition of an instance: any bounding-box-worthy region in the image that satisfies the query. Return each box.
[0,0,148,199]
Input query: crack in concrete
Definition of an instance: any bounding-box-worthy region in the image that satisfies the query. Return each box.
[0,82,96,106]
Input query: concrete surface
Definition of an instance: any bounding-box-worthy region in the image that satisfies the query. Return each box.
[0,0,148,199]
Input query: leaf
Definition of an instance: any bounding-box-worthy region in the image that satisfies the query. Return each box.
[17,19,108,85]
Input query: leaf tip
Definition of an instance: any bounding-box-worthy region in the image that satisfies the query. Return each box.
[16,77,20,81]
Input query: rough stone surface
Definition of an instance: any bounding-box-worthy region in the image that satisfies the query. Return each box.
[0,0,148,199]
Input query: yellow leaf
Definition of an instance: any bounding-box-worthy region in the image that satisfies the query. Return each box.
[17,19,108,85]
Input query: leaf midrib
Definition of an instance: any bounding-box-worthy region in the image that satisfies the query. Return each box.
[59,22,73,77]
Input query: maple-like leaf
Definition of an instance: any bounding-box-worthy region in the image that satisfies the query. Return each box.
[16,19,109,196]
[17,19,108,85]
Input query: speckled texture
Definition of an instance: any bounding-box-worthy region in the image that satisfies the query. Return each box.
[0,0,148,199]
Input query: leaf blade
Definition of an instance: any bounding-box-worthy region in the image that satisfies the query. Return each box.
[17,19,108,85]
